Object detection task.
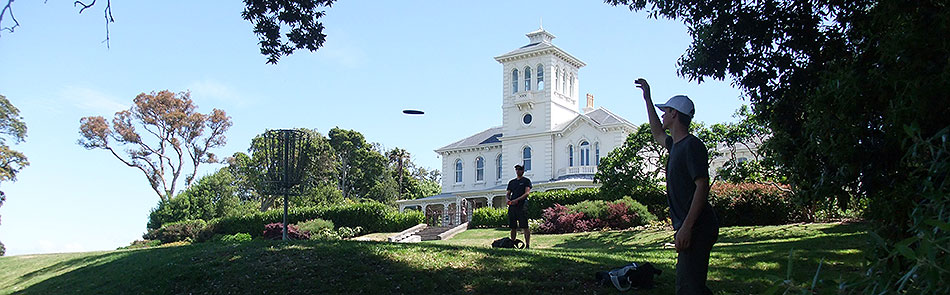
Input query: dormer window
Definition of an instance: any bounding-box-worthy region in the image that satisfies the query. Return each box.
[524,66,531,91]
[537,64,544,90]
[512,69,519,93]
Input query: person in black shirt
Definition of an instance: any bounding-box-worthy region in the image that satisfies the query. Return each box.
[636,78,719,295]
[506,164,532,248]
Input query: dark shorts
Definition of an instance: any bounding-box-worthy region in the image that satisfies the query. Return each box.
[508,206,528,229]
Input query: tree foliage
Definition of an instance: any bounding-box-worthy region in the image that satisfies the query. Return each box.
[608,0,949,292]
[147,168,255,229]
[328,127,387,200]
[0,94,27,257]
[0,0,336,64]
[78,90,232,201]
[228,128,338,211]
[595,123,663,199]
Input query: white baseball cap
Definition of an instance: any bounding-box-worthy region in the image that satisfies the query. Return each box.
[655,95,695,118]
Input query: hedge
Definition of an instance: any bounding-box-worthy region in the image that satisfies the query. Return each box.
[207,201,425,237]
[469,207,507,228]
[524,187,667,219]
[709,182,804,226]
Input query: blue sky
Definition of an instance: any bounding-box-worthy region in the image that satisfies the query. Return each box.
[0,1,744,255]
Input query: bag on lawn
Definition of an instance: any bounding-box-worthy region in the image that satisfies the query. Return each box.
[595,262,662,291]
[491,237,525,249]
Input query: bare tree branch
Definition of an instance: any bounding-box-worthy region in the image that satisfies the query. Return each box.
[74,0,113,49]
[0,0,20,34]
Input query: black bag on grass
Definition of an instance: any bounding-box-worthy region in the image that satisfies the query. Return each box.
[595,262,662,291]
[491,237,525,249]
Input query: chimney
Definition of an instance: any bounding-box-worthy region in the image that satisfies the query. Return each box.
[583,93,595,113]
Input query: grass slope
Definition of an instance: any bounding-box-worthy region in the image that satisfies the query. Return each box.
[0,222,867,294]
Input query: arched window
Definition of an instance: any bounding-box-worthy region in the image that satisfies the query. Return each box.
[537,64,544,90]
[475,156,485,181]
[524,66,531,91]
[569,74,575,96]
[554,67,560,92]
[496,154,503,180]
[522,147,532,171]
[568,144,574,167]
[580,141,590,166]
[512,69,519,93]
[595,142,601,165]
[562,71,568,94]
[455,159,463,183]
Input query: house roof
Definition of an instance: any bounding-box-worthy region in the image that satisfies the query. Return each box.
[436,126,503,151]
[553,107,635,131]
[585,108,634,126]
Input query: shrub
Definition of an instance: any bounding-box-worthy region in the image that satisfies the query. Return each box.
[146,168,255,230]
[381,210,425,232]
[538,199,654,234]
[296,218,334,235]
[469,207,507,228]
[538,204,587,234]
[208,200,413,237]
[219,233,252,243]
[567,200,610,220]
[336,226,363,239]
[262,223,309,240]
[615,196,658,225]
[148,219,209,244]
[117,239,161,250]
[526,188,606,219]
[709,182,803,226]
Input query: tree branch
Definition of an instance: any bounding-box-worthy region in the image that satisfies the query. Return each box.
[105,146,165,200]
[0,0,19,34]
[74,0,113,48]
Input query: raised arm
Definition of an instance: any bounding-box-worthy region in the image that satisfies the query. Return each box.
[635,78,668,149]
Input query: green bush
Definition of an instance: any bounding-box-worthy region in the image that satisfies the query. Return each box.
[381,210,425,232]
[147,168,255,230]
[117,239,161,250]
[148,219,209,244]
[469,207,507,228]
[709,183,803,226]
[208,200,422,237]
[525,188,607,219]
[567,200,611,220]
[296,218,334,234]
[615,196,658,224]
[219,233,252,243]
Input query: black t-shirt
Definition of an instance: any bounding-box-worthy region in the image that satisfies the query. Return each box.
[665,134,717,230]
[507,177,532,208]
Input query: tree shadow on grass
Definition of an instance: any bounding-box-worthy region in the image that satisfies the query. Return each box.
[14,240,669,295]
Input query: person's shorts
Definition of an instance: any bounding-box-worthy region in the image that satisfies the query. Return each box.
[508,206,528,229]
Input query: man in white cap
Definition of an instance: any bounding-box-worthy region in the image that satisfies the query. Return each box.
[635,78,719,294]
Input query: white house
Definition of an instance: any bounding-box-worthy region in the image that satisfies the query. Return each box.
[396,28,638,225]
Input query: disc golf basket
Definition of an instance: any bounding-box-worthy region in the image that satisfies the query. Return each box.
[259,129,311,240]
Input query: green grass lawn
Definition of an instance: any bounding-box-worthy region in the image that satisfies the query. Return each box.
[0,222,868,294]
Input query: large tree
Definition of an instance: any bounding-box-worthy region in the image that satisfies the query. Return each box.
[0,0,336,64]
[0,94,28,257]
[607,0,949,292]
[78,90,232,201]
[327,127,387,200]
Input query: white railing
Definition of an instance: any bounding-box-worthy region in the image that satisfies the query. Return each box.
[557,166,597,177]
